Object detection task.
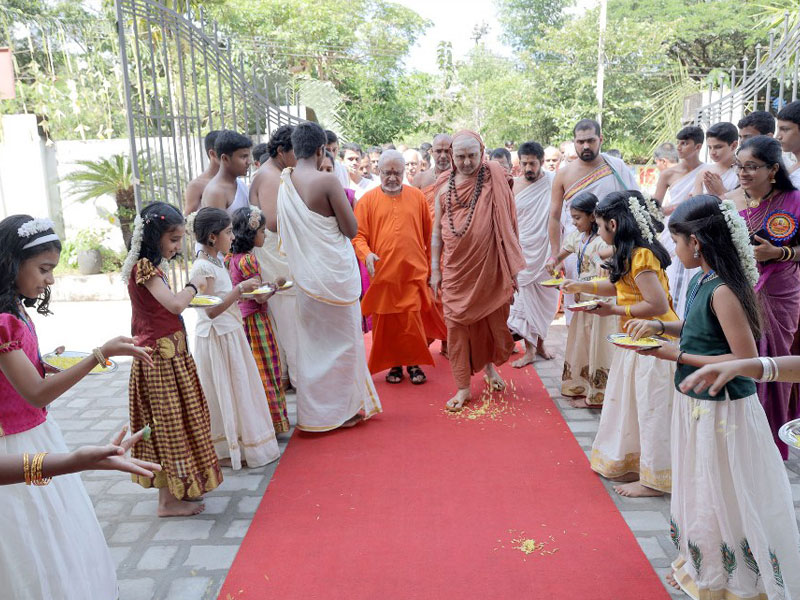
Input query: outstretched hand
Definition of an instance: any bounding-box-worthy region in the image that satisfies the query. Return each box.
[100,336,154,368]
[72,426,161,478]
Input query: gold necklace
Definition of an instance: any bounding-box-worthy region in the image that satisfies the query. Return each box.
[744,188,772,209]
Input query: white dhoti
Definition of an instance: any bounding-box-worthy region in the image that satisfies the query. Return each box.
[671,392,800,599]
[277,168,382,431]
[508,174,559,342]
[590,348,674,492]
[661,165,703,318]
[254,234,298,387]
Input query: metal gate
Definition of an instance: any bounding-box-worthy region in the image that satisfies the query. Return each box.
[114,0,305,212]
[692,11,800,127]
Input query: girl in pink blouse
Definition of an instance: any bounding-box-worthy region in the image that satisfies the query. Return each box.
[0,215,152,600]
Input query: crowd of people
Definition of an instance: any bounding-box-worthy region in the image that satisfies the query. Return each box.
[2,105,800,598]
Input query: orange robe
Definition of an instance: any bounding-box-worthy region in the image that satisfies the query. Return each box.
[422,179,449,343]
[438,131,526,388]
[353,186,447,374]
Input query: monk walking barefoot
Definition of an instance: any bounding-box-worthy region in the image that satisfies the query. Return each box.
[431,131,525,411]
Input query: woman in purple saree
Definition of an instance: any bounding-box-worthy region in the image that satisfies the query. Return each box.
[735,136,800,458]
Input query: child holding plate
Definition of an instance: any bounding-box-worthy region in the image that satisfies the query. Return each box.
[562,190,677,498]
[626,195,800,598]
[229,206,290,434]
[549,191,615,408]
[0,215,153,598]
[121,202,220,517]
[190,208,280,470]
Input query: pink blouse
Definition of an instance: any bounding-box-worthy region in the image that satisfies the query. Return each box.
[0,312,47,436]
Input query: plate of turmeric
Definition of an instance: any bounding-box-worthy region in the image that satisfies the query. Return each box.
[42,351,118,374]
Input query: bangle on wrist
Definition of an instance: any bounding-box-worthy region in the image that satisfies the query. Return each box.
[625,305,632,318]
[92,347,108,369]
[655,318,665,335]
[677,350,685,365]
[185,282,198,295]
[756,356,779,382]
[591,281,598,294]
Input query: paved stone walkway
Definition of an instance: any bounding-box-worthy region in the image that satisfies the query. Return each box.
[41,307,800,600]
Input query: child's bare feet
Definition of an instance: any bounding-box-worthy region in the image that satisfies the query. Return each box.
[613,481,665,497]
[158,489,205,517]
[665,572,680,590]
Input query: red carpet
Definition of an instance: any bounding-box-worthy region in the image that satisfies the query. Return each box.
[220,345,670,599]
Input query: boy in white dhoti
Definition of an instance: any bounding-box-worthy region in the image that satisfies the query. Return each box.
[652,126,706,318]
[273,122,382,431]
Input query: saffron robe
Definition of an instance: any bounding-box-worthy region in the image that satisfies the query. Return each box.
[438,131,526,388]
[353,186,446,373]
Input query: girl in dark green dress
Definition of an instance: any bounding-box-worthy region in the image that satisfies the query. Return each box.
[627,195,800,598]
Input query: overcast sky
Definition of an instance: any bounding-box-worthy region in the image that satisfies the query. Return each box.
[398,0,598,73]
[398,0,511,73]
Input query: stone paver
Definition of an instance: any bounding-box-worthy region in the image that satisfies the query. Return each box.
[38,304,800,599]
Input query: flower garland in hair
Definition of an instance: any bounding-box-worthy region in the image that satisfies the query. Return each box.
[18,218,55,238]
[185,211,198,235]
[248,206,262,230]
[120,214,144,282]
[643,195,664,227]
[628,196,654,243]
[720,199,760,287]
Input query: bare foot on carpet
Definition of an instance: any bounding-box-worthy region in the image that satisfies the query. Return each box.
[511,351,535,368]
[608,472,639,483]
[665,572,680,590]
[536,339,554,360]
[446,388,471,412]
[158,496,206,517]
[483,364,506,391]
[614,481,665,497]
[440,340,448,358]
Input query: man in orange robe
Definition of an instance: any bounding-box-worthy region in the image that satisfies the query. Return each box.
[353,150,447,384]
[413,133,452,356]
[430,130,526,411]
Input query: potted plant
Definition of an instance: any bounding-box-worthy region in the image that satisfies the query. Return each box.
[63,154,138,250]
[73,229,106,275]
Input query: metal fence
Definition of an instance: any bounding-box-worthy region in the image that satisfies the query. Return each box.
[692,11,800,127]
[114,0,305,213]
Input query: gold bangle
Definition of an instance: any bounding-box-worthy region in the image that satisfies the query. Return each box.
[32,452,51,486]
[625,305,632,318]
[591,281,598,294]
[92,347,108,369]
[23,452,31,485]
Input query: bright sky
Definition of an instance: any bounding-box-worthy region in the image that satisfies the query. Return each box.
[398,0,598,73]
[398,0,512,73]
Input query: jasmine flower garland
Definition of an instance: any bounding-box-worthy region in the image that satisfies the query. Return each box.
[628,196,654,243]
[120,214,144,282]
[720,199,760,287]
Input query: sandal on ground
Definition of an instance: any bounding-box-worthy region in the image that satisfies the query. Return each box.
[407,365,427,385]
[386,366,404,384]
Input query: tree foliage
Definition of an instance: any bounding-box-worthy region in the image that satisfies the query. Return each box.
[496,0,574,51]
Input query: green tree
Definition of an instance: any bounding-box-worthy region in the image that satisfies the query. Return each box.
[496,0,574,51]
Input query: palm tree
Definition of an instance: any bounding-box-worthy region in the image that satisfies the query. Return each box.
[63,154,137,249]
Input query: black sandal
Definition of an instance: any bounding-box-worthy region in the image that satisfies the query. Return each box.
[407,365,427,385]
[386,366,404,384]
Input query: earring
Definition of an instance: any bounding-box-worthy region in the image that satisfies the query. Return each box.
[693,250,700,258]
[770,176,776,184]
